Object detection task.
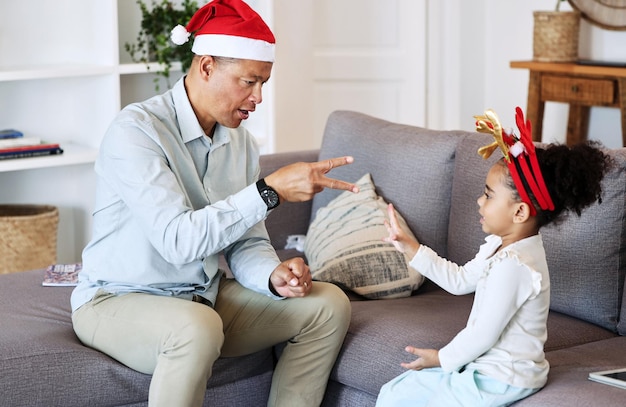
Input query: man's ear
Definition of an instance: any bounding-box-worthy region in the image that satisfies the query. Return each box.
[198,55,214,79]
[513,202,531,223]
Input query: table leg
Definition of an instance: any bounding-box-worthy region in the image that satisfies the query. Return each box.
[566,105,590,146]
[618,78,626,147]
[527,71,544,142]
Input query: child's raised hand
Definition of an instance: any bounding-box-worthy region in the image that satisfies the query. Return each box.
[400,346,440,371]
[383,203,420,259]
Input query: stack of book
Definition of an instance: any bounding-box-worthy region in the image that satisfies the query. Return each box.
[0,129,63,160]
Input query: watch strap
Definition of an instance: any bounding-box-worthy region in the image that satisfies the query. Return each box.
[256,178,270,193]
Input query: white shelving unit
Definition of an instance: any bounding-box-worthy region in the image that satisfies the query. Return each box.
[0,0,121,263]
[0,0,274,264]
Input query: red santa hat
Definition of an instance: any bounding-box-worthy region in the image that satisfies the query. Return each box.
[170,0,275,62]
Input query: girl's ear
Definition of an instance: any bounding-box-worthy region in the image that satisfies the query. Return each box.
[513,202,531,223]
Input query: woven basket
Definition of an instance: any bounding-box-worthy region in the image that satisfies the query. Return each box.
[533,11,581,62]
[0,204,59,274]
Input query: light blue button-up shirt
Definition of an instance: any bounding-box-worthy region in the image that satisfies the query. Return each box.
[71,77,281,312]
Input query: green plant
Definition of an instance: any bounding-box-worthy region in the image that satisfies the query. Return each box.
[125,0,201,91]
[555,0,566,11]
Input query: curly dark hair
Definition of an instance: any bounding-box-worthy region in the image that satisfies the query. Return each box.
[500,141,613,228]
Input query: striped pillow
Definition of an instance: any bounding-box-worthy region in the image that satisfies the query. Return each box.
[305,173,424,299]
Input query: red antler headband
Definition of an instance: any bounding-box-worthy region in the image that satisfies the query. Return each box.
[474,107,555,216]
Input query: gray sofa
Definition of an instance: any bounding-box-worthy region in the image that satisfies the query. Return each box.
[2,110,625,406]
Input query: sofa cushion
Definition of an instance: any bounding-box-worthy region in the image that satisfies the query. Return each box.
[517,337,626,406]
[305,173,424,299]
[449,136,626,332]
[446,132,499,265]
[620,275,626,335]
[312,110,464,258]
[542,148,626,333]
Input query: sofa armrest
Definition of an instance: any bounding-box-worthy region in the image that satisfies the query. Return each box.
[259,149,320,251]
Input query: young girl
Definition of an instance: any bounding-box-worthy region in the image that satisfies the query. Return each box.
[376,107,612,407]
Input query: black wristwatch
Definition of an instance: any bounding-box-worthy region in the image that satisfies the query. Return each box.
[256,178,280,210]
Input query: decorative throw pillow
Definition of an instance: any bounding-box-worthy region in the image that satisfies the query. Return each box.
[304,173,424,299]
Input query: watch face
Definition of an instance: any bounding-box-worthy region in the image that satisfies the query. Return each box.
[261,188,280,209]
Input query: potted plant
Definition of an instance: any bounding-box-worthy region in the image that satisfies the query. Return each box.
[533,0,581,62]
[125,0,202,91]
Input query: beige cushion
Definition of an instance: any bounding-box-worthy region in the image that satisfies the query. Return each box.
[305,173,424,299]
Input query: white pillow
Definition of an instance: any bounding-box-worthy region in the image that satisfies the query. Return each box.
[304,173,424,299]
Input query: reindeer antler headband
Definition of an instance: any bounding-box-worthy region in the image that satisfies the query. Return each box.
[475,107,554,216]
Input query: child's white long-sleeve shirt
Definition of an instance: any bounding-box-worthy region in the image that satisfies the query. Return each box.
[410,234,550,389]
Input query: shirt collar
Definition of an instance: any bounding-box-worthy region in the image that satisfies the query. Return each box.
[173,76,205,144]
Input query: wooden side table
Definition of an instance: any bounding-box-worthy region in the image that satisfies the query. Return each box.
[510,60,626,146]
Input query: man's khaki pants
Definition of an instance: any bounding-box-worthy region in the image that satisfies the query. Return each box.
[72,279,351,407]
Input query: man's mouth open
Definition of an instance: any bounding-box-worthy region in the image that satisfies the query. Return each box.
[238,109,251,120]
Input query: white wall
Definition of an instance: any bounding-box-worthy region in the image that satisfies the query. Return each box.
[430,0,626,148]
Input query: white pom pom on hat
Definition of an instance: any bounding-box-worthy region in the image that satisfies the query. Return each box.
[170,0,275,62]
[171,24,191,45]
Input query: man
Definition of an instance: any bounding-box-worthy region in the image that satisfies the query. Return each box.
[70,1,358,406]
